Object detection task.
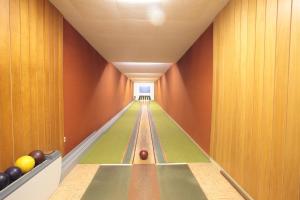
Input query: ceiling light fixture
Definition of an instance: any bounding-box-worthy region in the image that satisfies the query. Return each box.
[148,6,165,26]
[117,0,161,4]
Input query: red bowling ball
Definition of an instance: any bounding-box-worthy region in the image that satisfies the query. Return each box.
[139,150,148,160]
[29,150,46,166]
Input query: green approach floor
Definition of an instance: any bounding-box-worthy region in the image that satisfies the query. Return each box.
[80,102,140,164]
[81,165,207,200]
[149,102,209,163]
[157,165,207,200]
[81,166,131,200]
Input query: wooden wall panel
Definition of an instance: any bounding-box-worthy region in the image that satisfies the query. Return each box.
[0,0,63,171]
[0,0,14,170]
[212,0,300,199]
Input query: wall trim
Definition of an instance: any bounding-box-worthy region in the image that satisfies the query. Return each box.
[61,101,134,179]
[156,102,253,200]
[209,158,254,200]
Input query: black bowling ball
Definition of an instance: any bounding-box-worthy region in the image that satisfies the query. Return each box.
[5,167,22,182]
[0,172,10,191]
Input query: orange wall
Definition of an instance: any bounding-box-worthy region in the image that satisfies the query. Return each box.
[63,19,133,153]
[155,25,213,153]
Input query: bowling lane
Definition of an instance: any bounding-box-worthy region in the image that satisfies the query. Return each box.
[81,166,131,200]
[132,102,156,164]
[128,165,160,200]
[50,101,243,200]
[80,102,140,164]
[149,102,209,163]
[157,165,207,200]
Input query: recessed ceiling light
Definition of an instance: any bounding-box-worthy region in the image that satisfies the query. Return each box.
[117,0,161,4]
[113,62,172,67]
[148,6,165,26]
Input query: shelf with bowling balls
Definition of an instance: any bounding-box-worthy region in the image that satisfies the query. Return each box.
[0,150,46,191]
[0,150,61,200]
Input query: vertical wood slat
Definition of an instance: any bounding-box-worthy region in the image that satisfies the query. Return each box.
[258,0,277,199]
[10,0,24,158]
[284,0,300,199]
[237,0,248,186]
[44,0,51,151]
[36,0,46,150]
[242,0,255,193]
[210,11,219,159]
[28,0,40,149]
[57,8,64,153]
[235,0,244,187]
[53,3,59,151]
[254,0,275,199]
[214,13,223,164]
[47,1,55,150]
[0,0,14,171]
[212,0,300,199]
[270,0,292,199]
[0,0,63,171]
[19,0,33,156]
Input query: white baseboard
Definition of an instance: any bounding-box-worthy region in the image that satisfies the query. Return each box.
[61,101,134,179]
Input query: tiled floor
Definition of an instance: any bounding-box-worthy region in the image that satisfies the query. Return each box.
[49,164,99,200]
[189,163,244,200]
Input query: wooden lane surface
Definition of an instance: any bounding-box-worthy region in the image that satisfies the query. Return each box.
[80,165,132,200]
[132,102,156,164]
[128,164,160,200]
[157,164,207,200]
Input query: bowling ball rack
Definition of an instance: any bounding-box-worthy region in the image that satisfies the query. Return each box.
[0,151,61,200]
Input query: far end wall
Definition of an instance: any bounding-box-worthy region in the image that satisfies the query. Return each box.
[63,19,133,154]
[155,25,213,153]
[134,82,155,100]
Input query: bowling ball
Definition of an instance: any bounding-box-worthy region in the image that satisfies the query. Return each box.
[29,150,45,166]
[0,173,10,191]
[5,167,22,182]
[15,156,35,173]
[139,150,148,160]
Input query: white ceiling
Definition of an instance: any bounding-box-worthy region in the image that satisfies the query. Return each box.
[114,62,170,80]
[50,0,229,81]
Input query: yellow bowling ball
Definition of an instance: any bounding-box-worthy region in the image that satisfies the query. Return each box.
[15,156,35,173]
